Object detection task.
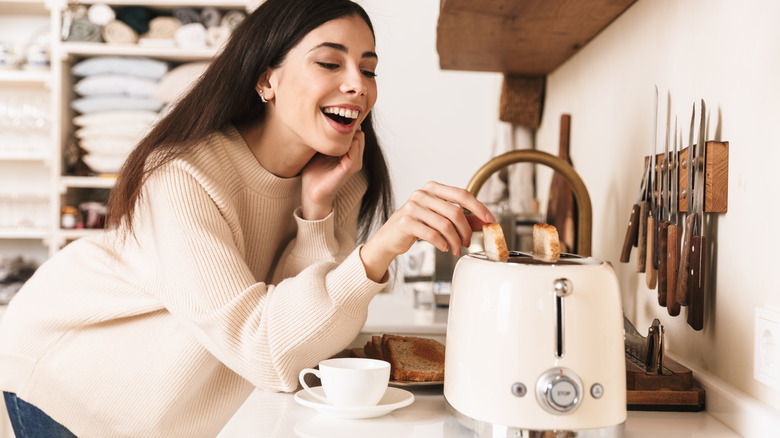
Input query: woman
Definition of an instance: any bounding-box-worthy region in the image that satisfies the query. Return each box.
[0,0,494,436]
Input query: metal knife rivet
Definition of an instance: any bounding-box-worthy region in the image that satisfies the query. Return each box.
[681,189,687,199]
[681,158,687,169]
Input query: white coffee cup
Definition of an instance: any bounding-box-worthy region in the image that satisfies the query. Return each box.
[298,358,390,406]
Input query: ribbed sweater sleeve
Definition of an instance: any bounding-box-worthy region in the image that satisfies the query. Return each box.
[133,142,385,392]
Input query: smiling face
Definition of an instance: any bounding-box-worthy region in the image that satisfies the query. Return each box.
[258,14,378,160]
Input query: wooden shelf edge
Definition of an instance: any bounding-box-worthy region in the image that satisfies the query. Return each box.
[436,0,637,74]
[60,42,219,61]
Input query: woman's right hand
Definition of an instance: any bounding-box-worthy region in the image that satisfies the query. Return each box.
[359,181,495,282]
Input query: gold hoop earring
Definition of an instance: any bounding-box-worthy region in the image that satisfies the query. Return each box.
[259,92,268,103]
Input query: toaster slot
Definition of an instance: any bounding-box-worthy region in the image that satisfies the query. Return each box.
[555,295,564,358]
[553,278,573,358]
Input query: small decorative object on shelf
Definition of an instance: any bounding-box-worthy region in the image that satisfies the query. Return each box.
[61,205,81,229]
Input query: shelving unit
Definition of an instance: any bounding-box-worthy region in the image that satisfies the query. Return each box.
[0,0,55,263]
[0,0,251,260]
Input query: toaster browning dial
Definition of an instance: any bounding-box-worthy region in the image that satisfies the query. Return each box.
[536,368,583,414]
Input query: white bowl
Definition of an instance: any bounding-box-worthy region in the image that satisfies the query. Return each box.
[79,137,137,157]
[82,154,126,174]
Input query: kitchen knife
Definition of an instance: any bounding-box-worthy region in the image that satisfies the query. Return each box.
[676,103,696,306]
[636,197,648,273]
[687,100,707,331]
[645,87,658,288]
[667,121,681,317]
[657,106,671,306]
[624,315,666,375]
[621,160,649,263]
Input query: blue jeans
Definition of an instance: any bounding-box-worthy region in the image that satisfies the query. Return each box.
[3,392,77,438]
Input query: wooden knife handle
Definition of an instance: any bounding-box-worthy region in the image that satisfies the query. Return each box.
[636,202,648,273]
[687,235,706,331]
[676,213,696,305]
[657,221,669,306]
[620,204,640,263]
[645,216,657,289]
[666,224,681,316]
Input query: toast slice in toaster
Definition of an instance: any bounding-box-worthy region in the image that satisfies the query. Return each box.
[482,223,509,262]
[533,223,561,262]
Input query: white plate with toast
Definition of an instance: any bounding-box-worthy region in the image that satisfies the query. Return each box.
[294,386,414,419]
[388,379,443,388]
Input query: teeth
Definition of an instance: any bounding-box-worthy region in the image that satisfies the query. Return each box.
[323,107,359,119]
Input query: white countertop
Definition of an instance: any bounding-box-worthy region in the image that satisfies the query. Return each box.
[217,386,741,438]
[217,289,741,437]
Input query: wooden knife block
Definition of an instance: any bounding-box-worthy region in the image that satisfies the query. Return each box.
[645,140,729,213]
[626,355,705,411]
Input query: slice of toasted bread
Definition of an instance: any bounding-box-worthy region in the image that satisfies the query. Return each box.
[363,335,384,360]
[381,334,445,382]
[533,223,561,261]
[350,347,367,358]
[482,223,509,262]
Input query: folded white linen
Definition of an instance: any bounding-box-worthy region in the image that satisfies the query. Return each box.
[87,3,115,26]
[75,124,150,141]
[74,74,158,98]
[153,61,209,104]
[71,56,169,79]
[174,23,207,49]
[73,110,159,127]
[71,96,164,114]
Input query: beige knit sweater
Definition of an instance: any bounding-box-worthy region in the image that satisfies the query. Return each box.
[0,125,387,437]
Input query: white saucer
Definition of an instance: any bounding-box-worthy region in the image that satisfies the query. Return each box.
[294,386,414,419]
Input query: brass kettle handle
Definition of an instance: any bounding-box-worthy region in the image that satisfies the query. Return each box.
[466,149,593,257]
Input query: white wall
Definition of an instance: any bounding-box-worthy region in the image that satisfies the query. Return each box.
[357,0,503,205]
[365,0,780,420]
[535,0,780,412]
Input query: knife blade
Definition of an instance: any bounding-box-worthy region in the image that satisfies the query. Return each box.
[667,121,681,317]
[624,315,668,375]
[645,87,658,288]
[621,160,650,263]
[687,99,707,331]
[676,103,696,306]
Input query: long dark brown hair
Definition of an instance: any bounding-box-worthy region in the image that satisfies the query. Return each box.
[106,0,394,242]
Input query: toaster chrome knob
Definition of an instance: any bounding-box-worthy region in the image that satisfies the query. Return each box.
[536,368,583,414]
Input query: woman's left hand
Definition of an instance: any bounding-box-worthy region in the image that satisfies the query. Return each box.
[301,130,365,220]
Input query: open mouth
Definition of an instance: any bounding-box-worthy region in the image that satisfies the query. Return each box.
[322,107,360,126]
